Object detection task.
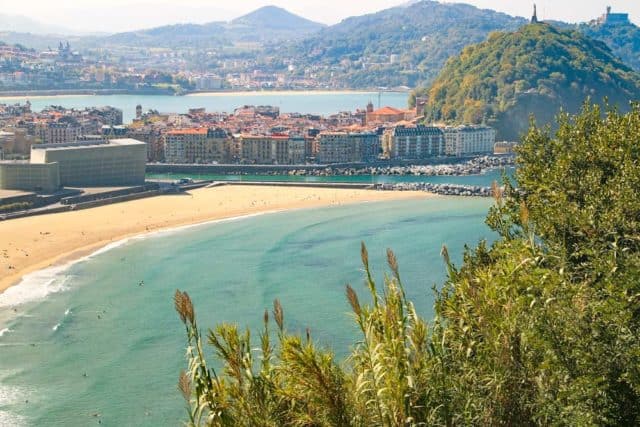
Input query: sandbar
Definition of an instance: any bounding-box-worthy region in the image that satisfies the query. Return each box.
[0,185,431,294]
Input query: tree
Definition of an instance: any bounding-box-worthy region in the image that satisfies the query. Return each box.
[175,102,640,425]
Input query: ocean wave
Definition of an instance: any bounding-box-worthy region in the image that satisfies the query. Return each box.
[0,384,28,427]
[0,210,278,310]
[0,268,71,309]
[0,328,12,337]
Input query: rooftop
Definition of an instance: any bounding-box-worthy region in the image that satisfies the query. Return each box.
[32,139,146,151]
[370,106,405,115]
[165,128,208,135]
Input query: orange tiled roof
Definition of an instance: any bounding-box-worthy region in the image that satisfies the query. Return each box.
[370,106,404,115]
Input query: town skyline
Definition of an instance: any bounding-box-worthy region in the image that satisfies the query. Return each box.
[2,0,639,33]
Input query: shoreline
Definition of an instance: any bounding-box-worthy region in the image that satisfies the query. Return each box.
[0,185,431,298]
[0,89,409,100]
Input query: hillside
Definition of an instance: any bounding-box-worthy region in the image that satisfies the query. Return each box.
[100,6,324,48]
[421,23,640,140]
[580,21,640,71]
[280,0,525,88]
[0,14,78,35]
[231,6,324,32]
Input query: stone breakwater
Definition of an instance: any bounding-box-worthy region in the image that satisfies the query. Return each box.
[376,182,495,197]
[287,156,514,177]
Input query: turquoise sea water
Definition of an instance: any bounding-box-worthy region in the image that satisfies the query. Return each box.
[147,168,511,186]
[0,92,409,124]
[0,196,493,426]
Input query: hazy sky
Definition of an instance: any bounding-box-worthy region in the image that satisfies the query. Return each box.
[4,0,639,33]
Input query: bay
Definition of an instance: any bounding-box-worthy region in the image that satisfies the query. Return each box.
[0,91,409,124]
[0,196,493,426]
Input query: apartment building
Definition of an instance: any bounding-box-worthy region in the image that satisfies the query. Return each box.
[236,134,306,165]
[443,125,496,156]
[316,132,380,164]
[382,125,445,159]
[164,128,231,164]
[36,121,81,145]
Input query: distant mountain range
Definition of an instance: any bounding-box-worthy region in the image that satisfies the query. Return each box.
[101,6,325,48]
[0,14,79,36]
[280,1,526,88]
[1,2,639,92]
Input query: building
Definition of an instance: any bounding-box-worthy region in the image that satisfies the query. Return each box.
[597,6,630,25]
[236,135,305,165]
[164,128,207,163]
[163,128,230,164]
[0,161,60,192]
[0,139,146,191]
[36,121,81,145]
[442,125,496,157]
[193,74,223,91]
[89,106,123,126]
[366,106,416,125]
[126,128,163,162]
[30,139,146,187]
[383,125,445,160]
[316,132,380,164]
[494,141,518,155]
[206,128,231,164]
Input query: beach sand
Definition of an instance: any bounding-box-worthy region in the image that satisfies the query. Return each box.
[0,185,430,294]
[185,90,393,97]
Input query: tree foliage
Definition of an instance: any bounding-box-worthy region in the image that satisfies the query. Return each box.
[175,103,640,425]
[418,23,640,140]
[280,0,524,89]
[580,21,640,72]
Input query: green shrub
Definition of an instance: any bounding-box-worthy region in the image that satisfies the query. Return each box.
[175,103,640,425]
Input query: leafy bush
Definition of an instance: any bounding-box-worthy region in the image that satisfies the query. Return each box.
[175,103,640,425]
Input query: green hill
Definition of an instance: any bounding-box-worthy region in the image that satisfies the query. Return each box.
[421,23,640,140]
[580,21,640,71]
[281,0,525,88]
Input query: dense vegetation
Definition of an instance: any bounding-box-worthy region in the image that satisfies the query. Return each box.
[580,21,640,71]
[282,0,524,88]
[0,201,32,213]
[419,23,640,140]
[175,102,640,425]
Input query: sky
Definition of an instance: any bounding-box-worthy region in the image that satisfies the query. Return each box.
[3,0,638,33]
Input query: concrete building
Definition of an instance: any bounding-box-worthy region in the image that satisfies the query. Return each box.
[316,132,380,164]
[30,139,146,187]
[0,161,60,192]
[442,125,496,157]
[383,125,445,159]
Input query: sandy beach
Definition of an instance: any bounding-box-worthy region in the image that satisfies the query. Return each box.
[0,185,430,294]
[185,89,396,97]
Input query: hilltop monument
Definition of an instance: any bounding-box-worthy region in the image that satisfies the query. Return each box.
[531,4,539,24]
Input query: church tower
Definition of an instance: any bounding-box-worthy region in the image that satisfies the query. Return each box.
[531,4,539,24]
